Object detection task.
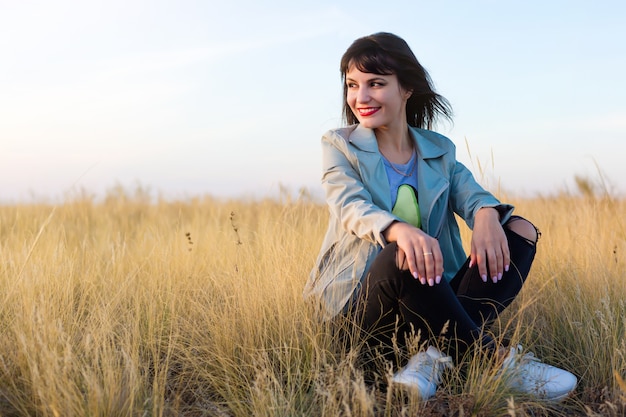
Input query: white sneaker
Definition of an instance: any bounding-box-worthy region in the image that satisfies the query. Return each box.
[501,345,577,401]
[391,346,453,399]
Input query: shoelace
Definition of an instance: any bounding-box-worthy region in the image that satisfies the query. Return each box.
[429,355,453,384]
[511,345,539,362]
[400,349,454,385]
[509,345,540,367]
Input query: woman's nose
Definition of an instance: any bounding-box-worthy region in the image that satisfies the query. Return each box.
[356,87,370,103]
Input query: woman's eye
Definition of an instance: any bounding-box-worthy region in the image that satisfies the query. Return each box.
[347,83,357,88]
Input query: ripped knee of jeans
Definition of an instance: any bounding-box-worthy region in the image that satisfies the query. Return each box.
[504,215,541,246]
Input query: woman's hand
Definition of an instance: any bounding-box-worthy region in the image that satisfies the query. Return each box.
[384,221,444,286]
[470,207,510,283]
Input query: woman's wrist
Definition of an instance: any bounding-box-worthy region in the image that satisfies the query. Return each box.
[383,221,399,242]
[476,206,500,221]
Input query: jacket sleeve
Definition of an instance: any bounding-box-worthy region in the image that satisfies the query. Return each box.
[321,132,399,247]
[448,161,514,229]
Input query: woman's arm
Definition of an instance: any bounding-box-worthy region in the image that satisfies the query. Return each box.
[321,133,398,246]
[448,161,514,283]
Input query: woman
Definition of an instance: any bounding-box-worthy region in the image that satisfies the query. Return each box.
[304,32,577,401]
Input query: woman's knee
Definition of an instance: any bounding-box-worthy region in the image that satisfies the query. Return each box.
[504,216,539,244]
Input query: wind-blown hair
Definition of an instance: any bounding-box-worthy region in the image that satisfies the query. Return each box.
[340,32,452,129]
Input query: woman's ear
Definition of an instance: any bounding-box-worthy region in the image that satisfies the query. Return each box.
[404,89,413,100]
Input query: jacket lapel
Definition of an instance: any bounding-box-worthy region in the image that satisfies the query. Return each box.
[411,128,450,236]
[348,125,392,211]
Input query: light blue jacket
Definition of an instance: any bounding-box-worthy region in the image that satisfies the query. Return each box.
[303,124,514,319]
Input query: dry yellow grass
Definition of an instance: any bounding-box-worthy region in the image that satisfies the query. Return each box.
[0,186,624,416]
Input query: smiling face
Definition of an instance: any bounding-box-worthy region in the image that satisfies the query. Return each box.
[345,65,411,131]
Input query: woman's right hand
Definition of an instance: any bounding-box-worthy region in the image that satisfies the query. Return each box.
[384,221,444,286]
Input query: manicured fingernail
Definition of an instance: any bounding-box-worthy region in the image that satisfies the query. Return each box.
[492,276,498,283]
[413,272,418,279]
[498,272,503,280]
[481,274,487,283]
[505,264,510,272]
[469,260,474,268]
[420,277,426,285]
[428,278,434,286]
[435,275,441,284]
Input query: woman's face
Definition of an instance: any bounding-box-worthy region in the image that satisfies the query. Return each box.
[345,65,411,130]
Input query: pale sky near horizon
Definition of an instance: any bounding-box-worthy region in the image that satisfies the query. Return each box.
[1,0,625,203]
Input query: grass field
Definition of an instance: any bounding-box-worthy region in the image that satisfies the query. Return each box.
[0,186,624,416]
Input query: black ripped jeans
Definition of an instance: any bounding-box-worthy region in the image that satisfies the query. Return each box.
[352,216,538,368]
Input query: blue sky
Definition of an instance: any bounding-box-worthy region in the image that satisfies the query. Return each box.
[1,0,624,202]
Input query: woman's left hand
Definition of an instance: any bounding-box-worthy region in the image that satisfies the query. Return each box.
[470,207,510,283]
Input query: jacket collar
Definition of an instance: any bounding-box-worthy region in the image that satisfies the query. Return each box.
[348,124,447,159]
[347,124,379,152]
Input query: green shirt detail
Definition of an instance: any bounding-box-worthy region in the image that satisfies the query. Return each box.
[391,184,421,229]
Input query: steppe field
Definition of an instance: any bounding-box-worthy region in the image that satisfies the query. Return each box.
[0,185,624,417]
